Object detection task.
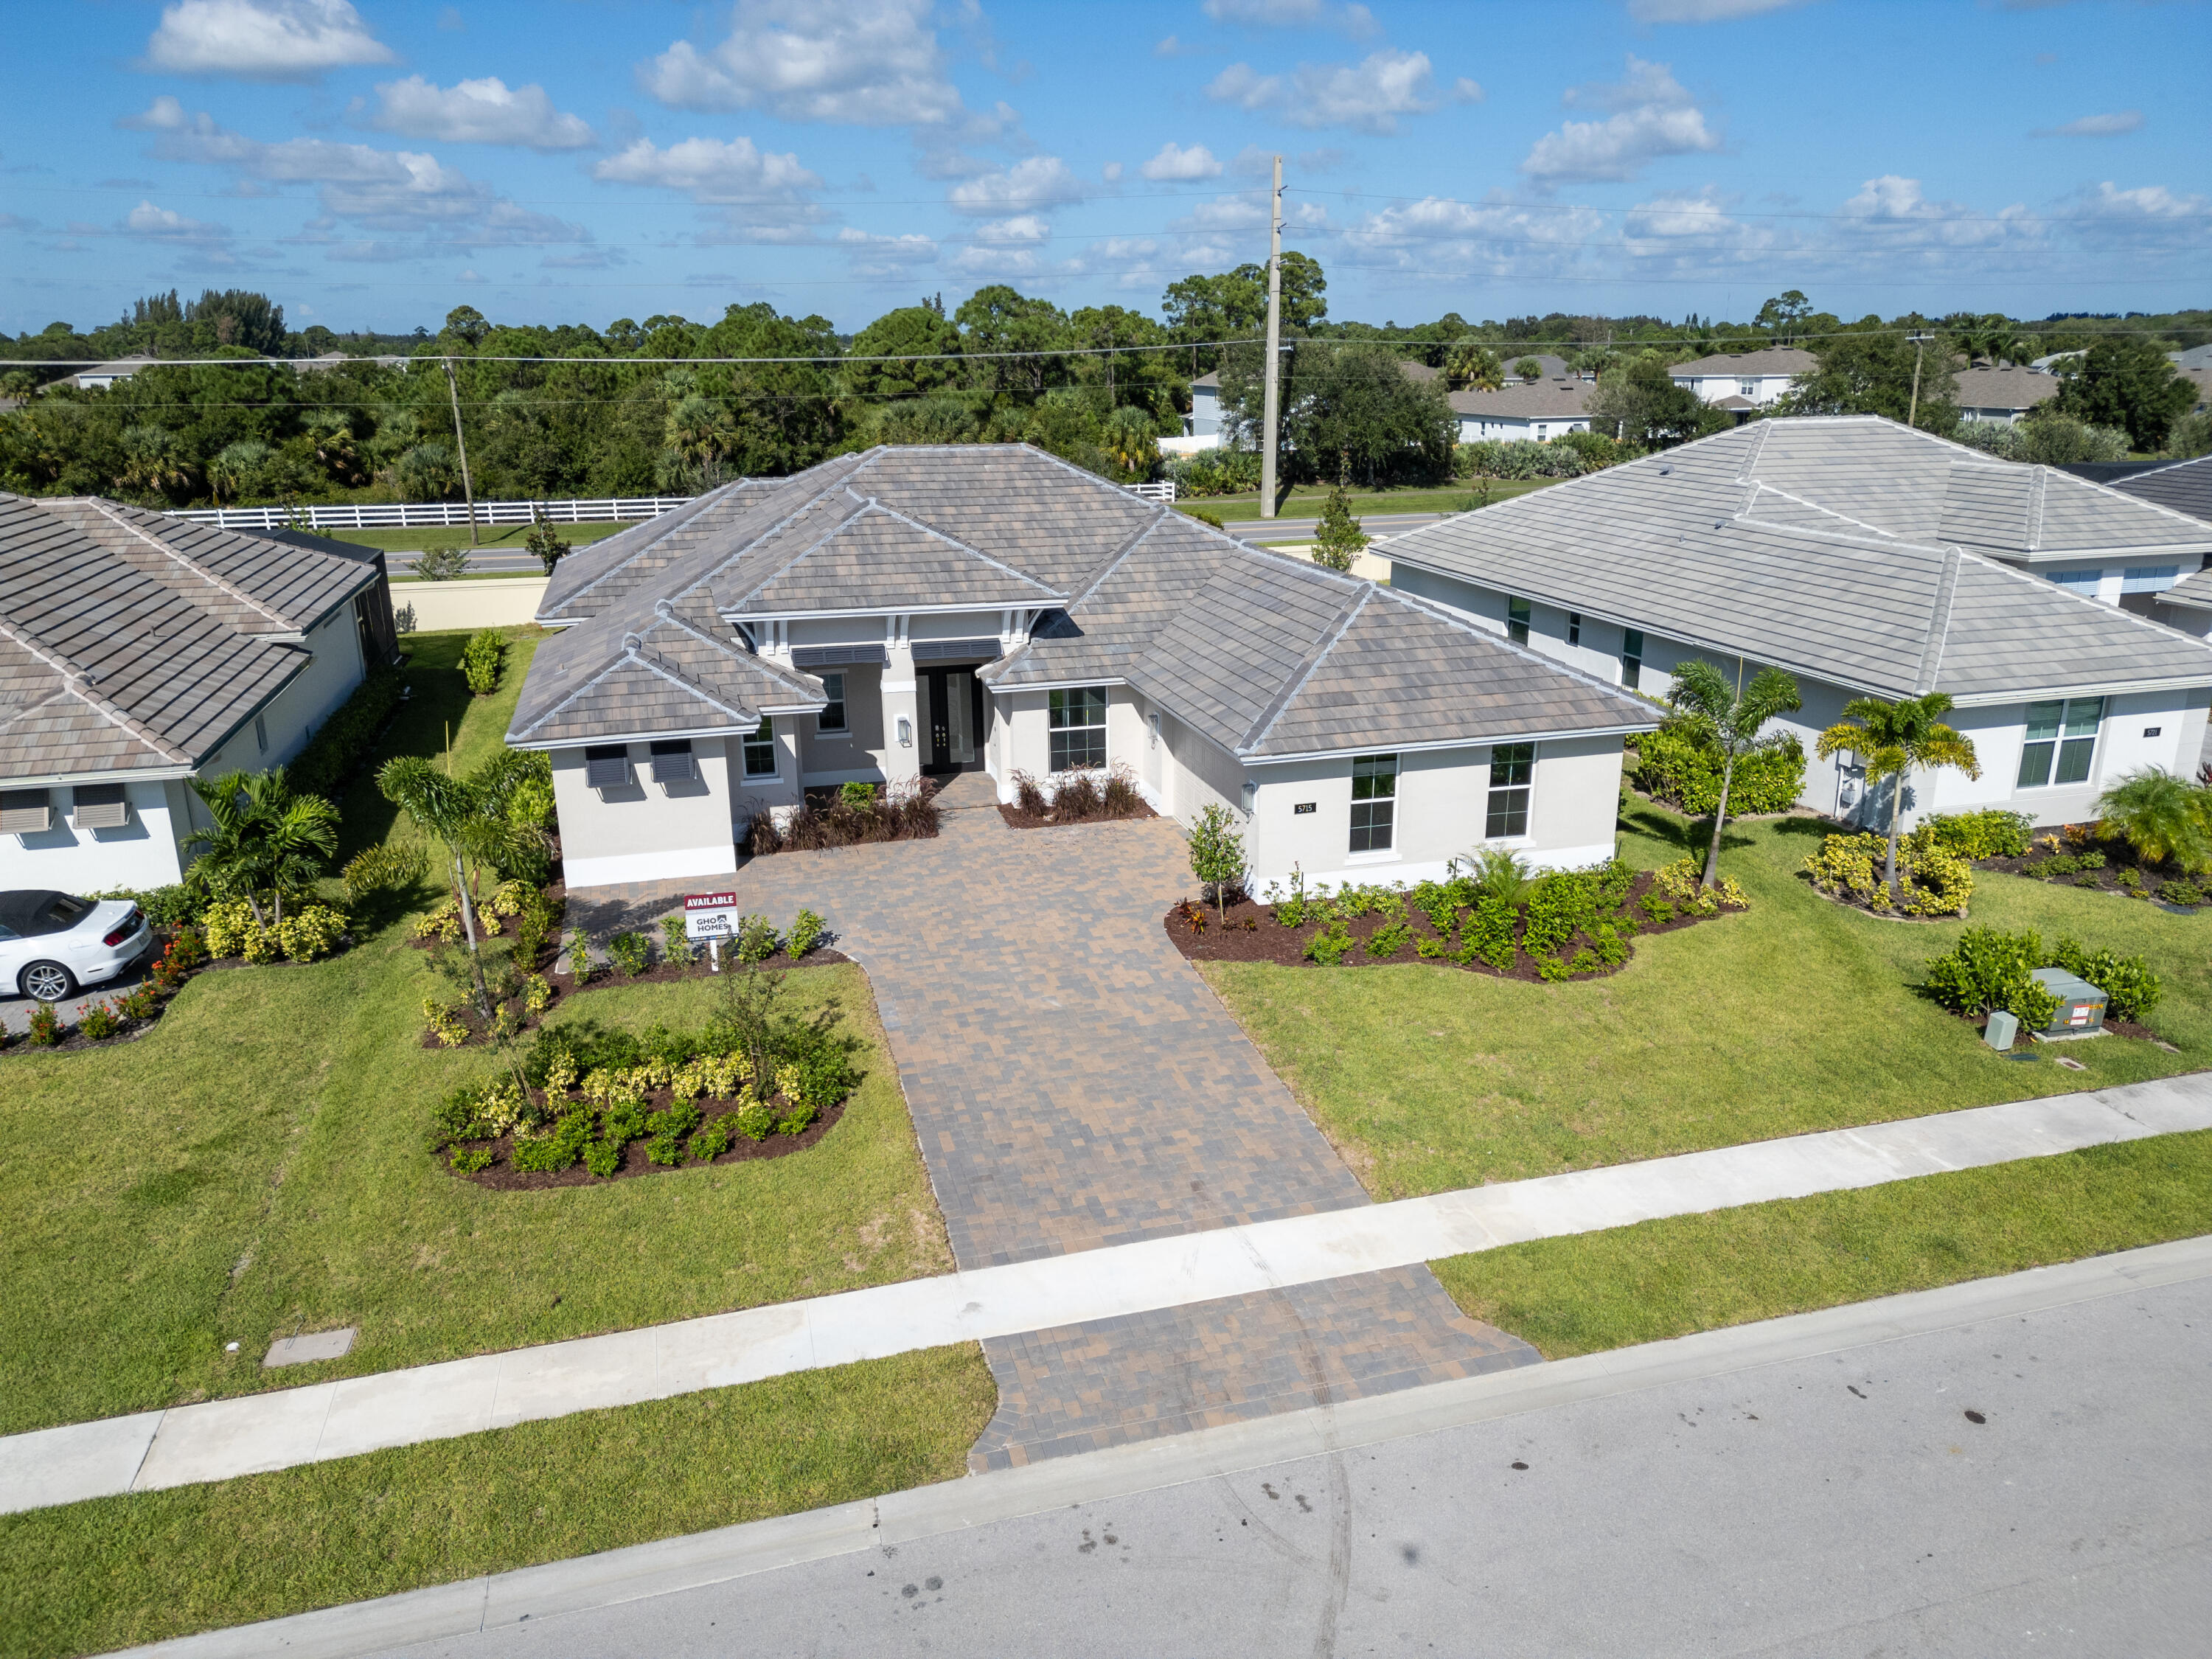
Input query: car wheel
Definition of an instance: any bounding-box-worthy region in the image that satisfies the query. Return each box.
[21,960,77,1002]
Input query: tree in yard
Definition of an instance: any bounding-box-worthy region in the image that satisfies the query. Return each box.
[1664,660,1804,888]
[2093,768,2212,874]
[1444,339,1505,392]
[1512,356,1543,383]
[180,768,340,928]
[1781,328,1958,431]
[1311,484,1369,573]
[2053,336,2197,453]
[524,504,571,576]
[1100,404,1161,477]
[1753,291,1813,345]
[1220,340,1456,488]
[1189,802,1248,922]
[1815,692,1981,895]
[1587,355,1722,451]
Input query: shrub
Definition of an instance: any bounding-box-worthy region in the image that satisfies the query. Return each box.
[839,780,875,809]
[787,908,827,959]
[449,1147,494,1174]
[1521,869,1606,956]
[1923,810,2033,860]
[201,899,254,960]
[564,933,594,983]
[1924,927,2060,1028]
[1011,771,1048,816]
[2077,851,2107,871]
[2162,879,2205,907]
[1632,723,1806,815]
[689,1117,734,1162]
[582,1139,624,1178]
[1189,801,1248,918]
[422,996,470,1047]
[289,664,406,801]
[94,883,206,928]
[1102,765,1141,817]
[735,913,780,964]
[118,983,159,1020]
[78,1001,121,1040]
[512,1126,580,1174]
[608,931,650,979]
[164,927,208,972]
[658,916,693,971]
[2048,936,2161,1023]
[27,1002,62,1046]
[1304,917,1356,964]
[1458,846,1534,908]
[734,1096,775,1141]
[1055,770,1102,821]
[1455,894,1519,972]
[1802,828,1968,916]
[1456,439,1585,481]
[462,628,505,696]
[2041,854,2081,877]
[524,973,552,1014]
[1366,920,1414,959]
[276,904,347,961]
[342,842,429,899]
[413,898,465,943]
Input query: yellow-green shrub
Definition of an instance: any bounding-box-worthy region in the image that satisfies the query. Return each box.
[1653,856,1748,914]
[276,904,348,961]
[1804,825,1973,917]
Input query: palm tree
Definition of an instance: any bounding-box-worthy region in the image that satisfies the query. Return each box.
[1101,406,1161,477]
[207,439,273,505]
[180,769,339,926]
[1444,340,1505,392]
[1665,660,1805,888]
[119,425,194,501]
[1815,692,1982,894]
[2094,768,2212,873]
[665,394,735,489]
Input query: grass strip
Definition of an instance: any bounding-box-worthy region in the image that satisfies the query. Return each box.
[1432,1130,2212,1360]
[0,1343,995,1659]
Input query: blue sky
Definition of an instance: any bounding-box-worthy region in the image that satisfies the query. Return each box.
[3,0,2208,338]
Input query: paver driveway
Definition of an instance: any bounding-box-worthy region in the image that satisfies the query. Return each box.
[571,777,1536,1468]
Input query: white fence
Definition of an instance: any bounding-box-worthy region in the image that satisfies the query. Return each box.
[1126,481,1178,504]
[167,496,693,532]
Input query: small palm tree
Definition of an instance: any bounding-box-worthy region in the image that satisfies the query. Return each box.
[1444,340,1505,392]
[207,439,273,505]
[181,768,339,926]
[118,425,194,501]
[664,394,735,488]
[1666,660,1805,888]
[1815,692,1981,894]
[2094,768,2212,873]
[1101,406,1160,477]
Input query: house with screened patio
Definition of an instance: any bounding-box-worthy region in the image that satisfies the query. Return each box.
[506,444,1659,891]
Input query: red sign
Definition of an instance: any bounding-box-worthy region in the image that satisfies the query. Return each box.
[686,891,737,911]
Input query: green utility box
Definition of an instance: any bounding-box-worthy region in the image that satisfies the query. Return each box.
[2031,967,2108,1038]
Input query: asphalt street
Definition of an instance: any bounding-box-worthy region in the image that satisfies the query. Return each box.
[379,1269,2211,1659]
[1229,509,1453,542]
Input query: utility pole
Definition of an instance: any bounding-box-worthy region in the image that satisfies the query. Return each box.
[1259,153,1283,521]
[442,358,479,546]
[1905,330,1933,432]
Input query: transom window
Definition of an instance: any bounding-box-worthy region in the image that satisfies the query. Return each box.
[1048,686,1108,772]
[818,672,848,734]
[741,717,779,778]
[2017,698,2102,790]
[1506,596,1531,646]
[1486,743,1535,838]
[1349,753,1397,853]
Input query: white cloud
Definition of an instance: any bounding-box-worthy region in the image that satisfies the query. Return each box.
[946,156,1085,215]
[637,0,967,127]
[592,136,821,203]
[1141,142,1222,181]
[975,215,1050,244]
[1343,192,1605,279]
[122,199,232,246]
[1627,0,1806,21]
[2062,180,2212,251]
[1832,175,2037,254]
[1208,48,1461,134]
[365,77,596,150]
[145,0,394,80]
[1521,56,1721,182]
[1102,161,1124,182]
[1200,0,1379,35]
[838,226,938,277]
[2033,111,2143,138]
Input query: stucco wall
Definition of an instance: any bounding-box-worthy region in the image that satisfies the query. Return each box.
[553,737,743,888]
[798,661,889,785]
[394,578,548,632]
[4,777,190,891]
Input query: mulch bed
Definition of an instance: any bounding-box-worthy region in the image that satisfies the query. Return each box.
[1165,869,1737,983]
[564,947,851,995]
[1966,1010,2173,1051]
[1973,850,2206,910]
[998,801,1158,831]
[455,1093,848,1189]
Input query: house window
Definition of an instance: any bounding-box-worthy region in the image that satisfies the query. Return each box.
[1349,753,1397,853]
[2017,698,2104,789]
[1621,629,1645,691]
[2121,565,2180,594]
[0,788,52,835]
[584,745,632,790]
[2047,568,2102,598]
[648,740,695,784]
[1507,597,1531,646]
[742,717,779,778]
[1567,612,1582,647]
[817,672,847,734]
[1048,686,1107,771]
[1739,380,1758,399]
[1486,742,1535,838]
[254,714,268,754]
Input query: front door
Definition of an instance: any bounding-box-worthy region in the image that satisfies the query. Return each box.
[922,667,955,774]
[919,667,986,776]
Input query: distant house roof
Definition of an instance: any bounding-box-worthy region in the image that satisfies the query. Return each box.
[1447,378,1598,420]
[2095,454,2212,526]
[1382,416,2212,706]
[1954,365,2059,412]
[0,495,382,785]
[1669,347,1818,380]
[2169,344,2212,372]
[2031,352,2084,373]
[2160,564,2212,613]
[512,444,1657,760]
[71,358,159,389]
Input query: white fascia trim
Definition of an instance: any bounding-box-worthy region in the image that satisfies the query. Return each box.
[984,675,1132,694]
[1246,722,1657,767]
[510,723,751,752]
[1947,675,2212,708]
[725,604,1026,623]
[0,765,195,789]
[563,844,739,891]
[2157,591,2212,613]
[2004,543,2212,562]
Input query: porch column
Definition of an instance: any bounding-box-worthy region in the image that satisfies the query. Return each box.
[882,613,920,785]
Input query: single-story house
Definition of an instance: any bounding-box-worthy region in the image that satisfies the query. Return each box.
[0,495,399,891]
[1384,416,2212,830]
[71,358,158,392]
[1669,348,1817,413]
[1449,377,1596,444]
[2153,566,2212,640]
[2097,453,2212,526]
[508,444,1657,891]
[1953,365,2059,425]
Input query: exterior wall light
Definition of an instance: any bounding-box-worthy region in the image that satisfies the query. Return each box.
[897,715,913,747]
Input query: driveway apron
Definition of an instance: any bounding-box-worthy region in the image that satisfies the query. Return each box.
[570,782,1536,1470]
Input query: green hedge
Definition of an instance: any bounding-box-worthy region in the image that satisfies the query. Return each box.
[1632,722,1806,815]
[289,663,406,801]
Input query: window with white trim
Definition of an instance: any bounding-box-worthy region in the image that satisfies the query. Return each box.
[2017,698,2102,789]
[1621,628,1645,691]
[1048,686,1107,771]
[1506,597,1530,646]
[742,717,779,778]
[1349,754,1397,853]
[1739,379,1758,398]
[1567,611,1582,647]
[1486,743,1535,838]
[817,672,847,734]
[2121,565,2180,594]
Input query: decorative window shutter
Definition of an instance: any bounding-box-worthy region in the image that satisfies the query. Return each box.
[72,782,131,830]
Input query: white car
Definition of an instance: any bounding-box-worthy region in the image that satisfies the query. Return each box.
[0,891,154,1003]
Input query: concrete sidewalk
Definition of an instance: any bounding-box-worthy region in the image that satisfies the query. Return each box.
[125,1235,2212,1659]
[4,1071,2207,1517]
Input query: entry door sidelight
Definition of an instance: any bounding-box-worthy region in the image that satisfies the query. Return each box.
[922,667,954,773]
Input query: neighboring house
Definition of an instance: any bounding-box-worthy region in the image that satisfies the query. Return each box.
[1385,417,2212,831]
[0,495,400,892]
[1449,377,1596,443]
[2169,345,2212,372]
[2097,453,2212,525]
[1185,370,1224,442]
[2152,566,2212,641]
[71,358,157,391]
[2031,352,2084,375]
[1953,365,2059,425]
[1669,348,1818,414]
[508,444,1657,891]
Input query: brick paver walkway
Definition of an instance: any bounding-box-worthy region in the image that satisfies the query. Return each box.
[567,790,1537,1469]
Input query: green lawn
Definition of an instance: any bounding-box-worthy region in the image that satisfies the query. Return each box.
[0,1343,995,1659]
[0,630,952,1436]
[1197,479,1561,522]
[1203,804,2211,1200]
[326,519,632,554]
[1434,1128,2212,1358]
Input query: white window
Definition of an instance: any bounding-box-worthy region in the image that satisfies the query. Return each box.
[742,717,779,778]
[2017,698,2103,790]
[2121,565,2180,594]
[1048,686,1107,771]
[1739,379,1758,398]
[1486,744,1534,838]
[2047,568,2102,597]
[818,672,848,734]
[1350,754,1397,853]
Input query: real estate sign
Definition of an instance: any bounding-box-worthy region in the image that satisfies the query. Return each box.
[684,891,741,940]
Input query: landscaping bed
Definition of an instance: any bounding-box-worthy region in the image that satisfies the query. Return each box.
[999,765,1155,830]
[1978,835,2208,908]
[458,1096,848,1189]
[746,782,939,855]
[1166,855,1745,984]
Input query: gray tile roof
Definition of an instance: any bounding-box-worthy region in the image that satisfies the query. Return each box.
[2103,455,2212,526]
[2160,565,2212,612]
[1383,417,2212,703]
[1669,347,1818,379]
[0,493,379,785]
[1449,379,1596,419]
[1954,365,2059,411]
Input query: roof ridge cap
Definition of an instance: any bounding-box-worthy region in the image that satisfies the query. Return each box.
[1062,507,1171,611]
[83,498,293,630]
[1913,546,1964,694]
[2028,466,2047,551]
[1237,585,1371,755]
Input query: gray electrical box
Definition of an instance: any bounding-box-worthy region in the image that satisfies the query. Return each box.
[2031,967,2108,1037]
[1985,1009,2019,1050]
